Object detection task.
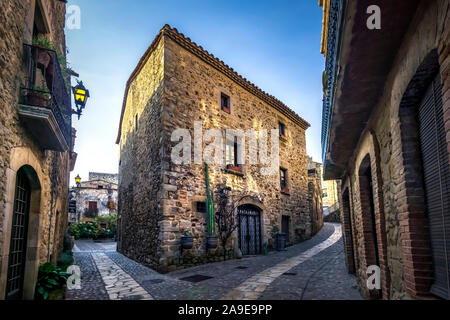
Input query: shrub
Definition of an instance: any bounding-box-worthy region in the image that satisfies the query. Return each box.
[69,221,99,239]
[57,251,73,270]
[270,226,280,239]
[35,263,69,300]
[62,233,72,252]
[69,216,117,240]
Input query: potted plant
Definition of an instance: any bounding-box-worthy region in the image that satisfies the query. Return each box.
[180,230,194,249]
[32,35,56,69]
[295,224,306,236]
[26,85,50,107]
[35,263,70,300]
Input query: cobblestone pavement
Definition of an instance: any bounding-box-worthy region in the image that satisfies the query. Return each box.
[66,223,362,300]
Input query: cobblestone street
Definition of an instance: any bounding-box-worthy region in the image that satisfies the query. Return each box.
[66,223,362,300]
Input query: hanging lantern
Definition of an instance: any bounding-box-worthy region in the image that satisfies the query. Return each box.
[72,80,90,119]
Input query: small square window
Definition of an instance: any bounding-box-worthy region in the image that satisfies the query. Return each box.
[196,201,206,213]
[221,93,230,113]
[279,122,286,138]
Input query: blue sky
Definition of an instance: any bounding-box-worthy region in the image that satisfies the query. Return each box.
[66,0,325,186]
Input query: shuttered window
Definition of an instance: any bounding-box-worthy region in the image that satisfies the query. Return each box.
[418,73,450,300]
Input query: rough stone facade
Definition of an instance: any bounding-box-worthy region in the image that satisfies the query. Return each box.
[306,159,324,236]
[321,0,450,300]
[307,155,339,214]
[69,174,118,222]
[0,0,75,299]
[117,26,318,272]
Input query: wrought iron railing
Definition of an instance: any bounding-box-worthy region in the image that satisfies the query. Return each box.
[21,43,72,148]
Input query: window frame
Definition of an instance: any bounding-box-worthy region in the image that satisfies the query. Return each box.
[280,167,288,189]
[221,92,231,113]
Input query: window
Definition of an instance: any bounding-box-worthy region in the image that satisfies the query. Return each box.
[280,168,288,189]
[98,185,104,189]
[221,93,230,113]
[279,122,286,138]
[225,139,238,166]
[196,202,206,213]
[135,114,138,130]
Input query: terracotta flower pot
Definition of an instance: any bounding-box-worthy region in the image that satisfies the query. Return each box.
[226,164,242,173]
[27,91,49,107]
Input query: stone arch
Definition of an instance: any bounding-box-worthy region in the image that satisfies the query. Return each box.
[357,154,381,299]
[236,203,263,256]
[341,186,356,274]
[395,49,441,298]
[342,176,360,273]
[352,129,391,299]
[0,147,46,300]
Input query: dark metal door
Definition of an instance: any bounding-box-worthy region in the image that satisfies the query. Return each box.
[6,169,31,300]
[238,205,261,255]
[282,216,290,242]
[418,73,450,300]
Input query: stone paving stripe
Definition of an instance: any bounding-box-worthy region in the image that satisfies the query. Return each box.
[91,252,153,300]
[221,224,342,300]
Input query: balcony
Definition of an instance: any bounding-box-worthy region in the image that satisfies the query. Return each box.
[18,44,72,152]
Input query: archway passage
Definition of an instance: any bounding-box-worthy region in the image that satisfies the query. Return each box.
[237,204,262,255]
[418,73,450,299]
[6,168,32,300]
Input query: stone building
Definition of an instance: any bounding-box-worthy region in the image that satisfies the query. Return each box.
[116,25,317,272]
[320,0,450,299]
[306,158,324,236]
[307,156,339,215]
[0,0,77,299]
[69,173,118,222]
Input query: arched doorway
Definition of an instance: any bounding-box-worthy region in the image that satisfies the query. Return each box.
[418,72,450,299]
[237,204,262,255]
[6,168,32,300]
[358,154,381,299]
[342,188,356,274]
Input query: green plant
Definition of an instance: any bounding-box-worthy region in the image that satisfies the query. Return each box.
[62,233,72,252]
[57,251,73,270]
[35,263,69,300]
[84,207,99,218]
[270,226,280,239]
[69,221,99,239]
[32,35,57,51]
[182,230,193,237]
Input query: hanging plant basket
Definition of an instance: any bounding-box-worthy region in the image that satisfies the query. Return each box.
[180,236,193,249]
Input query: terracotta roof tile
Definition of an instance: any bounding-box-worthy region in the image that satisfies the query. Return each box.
[116,25,310,143]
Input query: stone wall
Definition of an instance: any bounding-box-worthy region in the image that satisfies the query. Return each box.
[0,0,72,299]
[117,37,165,269]
[118,26,315,273]
[336,0,450,300]
[70,180,118,221]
